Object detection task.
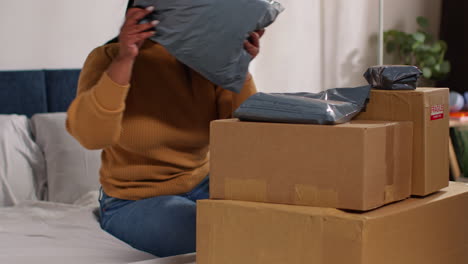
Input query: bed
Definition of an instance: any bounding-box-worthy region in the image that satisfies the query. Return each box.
[0,70,196,264]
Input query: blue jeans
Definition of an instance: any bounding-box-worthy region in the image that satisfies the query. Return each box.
[99,177,209,257]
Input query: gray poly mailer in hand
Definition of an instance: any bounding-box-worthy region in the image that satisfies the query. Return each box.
[364,65,422,90]
[134,0,285,93]
[233,85,372,125]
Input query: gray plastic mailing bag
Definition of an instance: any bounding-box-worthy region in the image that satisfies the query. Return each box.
[364,65,422,90]
[233,85,372,125]
[134,0,284,93]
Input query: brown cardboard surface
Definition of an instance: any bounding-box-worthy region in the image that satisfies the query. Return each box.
[210,119,412,211]
[355,88,450,196]
[197,182,468,264]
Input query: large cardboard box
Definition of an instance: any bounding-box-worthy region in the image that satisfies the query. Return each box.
[355,88,450,196]
[198,182,468,264]
[210,119,412,211]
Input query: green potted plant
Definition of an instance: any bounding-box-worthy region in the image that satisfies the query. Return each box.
[384,16,451,87]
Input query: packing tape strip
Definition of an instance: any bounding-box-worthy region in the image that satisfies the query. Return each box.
[385,124,396,186]
[383,125,398,204]
[224,178,267,202]
[293,184,338,207]
[224,178,339,207]
[384,185,395,203]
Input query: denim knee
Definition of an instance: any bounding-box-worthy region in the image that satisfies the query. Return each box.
[99,193,197,257]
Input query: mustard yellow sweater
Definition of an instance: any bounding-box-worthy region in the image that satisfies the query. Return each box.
[66,40,257,200]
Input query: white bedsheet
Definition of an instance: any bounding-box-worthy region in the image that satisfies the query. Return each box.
[0,201,156,264]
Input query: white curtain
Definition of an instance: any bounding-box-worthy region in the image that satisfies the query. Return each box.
[251,0,380,93]
[250,0,324,93]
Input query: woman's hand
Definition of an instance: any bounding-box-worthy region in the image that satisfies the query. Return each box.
[244,29,265,59]
[106,6,158,86]
[118,6,159,61]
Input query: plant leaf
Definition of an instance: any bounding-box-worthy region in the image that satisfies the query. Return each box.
[439,40,448,51]
[412,42,421,50]
[384,30,400,37]
[417,16,429,28]
[431,42,442,53]
[396,32,410,44]
[412,32,426,43]
[425,56,437,66]
[440,61,451,74]
[419,44,431,51]
[426,33,434,43]
[386,41,397,53]
[422,67,432,79]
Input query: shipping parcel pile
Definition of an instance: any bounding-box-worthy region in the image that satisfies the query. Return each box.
[134,0,284,93]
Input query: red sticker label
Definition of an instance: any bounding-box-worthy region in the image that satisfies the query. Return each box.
[431,105,444,120]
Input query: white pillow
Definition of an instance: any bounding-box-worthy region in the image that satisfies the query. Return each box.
[0,115,45,206]
[31,113,102,204]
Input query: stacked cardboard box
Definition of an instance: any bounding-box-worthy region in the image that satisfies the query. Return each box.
[355,88,450,196]
[209,119,413,211]
[198,182,468,264]
[198,88,466,264]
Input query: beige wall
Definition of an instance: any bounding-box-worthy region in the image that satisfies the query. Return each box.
[0,0,443,92]
[385,0,442,37]
[0,0,127,70]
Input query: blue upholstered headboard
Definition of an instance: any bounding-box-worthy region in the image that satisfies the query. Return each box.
[0,69,81,117]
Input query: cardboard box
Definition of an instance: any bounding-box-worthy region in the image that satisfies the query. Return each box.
[355,88,450,196]
[210,119,412,211]
[198,182,468,264]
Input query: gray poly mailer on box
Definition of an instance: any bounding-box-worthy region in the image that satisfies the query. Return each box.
[364,65,422,90]
[134,0,284,93]
[233,85,371,125]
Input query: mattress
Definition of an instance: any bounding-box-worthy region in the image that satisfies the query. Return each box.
[0,200,156,264]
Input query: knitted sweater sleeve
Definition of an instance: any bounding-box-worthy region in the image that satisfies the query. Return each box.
[66,45,130,150]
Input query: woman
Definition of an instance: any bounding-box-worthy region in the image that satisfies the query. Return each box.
[66,0,263,258]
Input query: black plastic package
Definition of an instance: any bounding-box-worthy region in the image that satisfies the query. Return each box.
[364,65,422,90]
[233,85,371,125]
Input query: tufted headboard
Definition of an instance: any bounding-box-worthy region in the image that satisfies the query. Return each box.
[0,69,81,117]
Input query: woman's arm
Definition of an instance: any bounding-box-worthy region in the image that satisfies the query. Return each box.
[66,6,158,150]
[66,47,131,150]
